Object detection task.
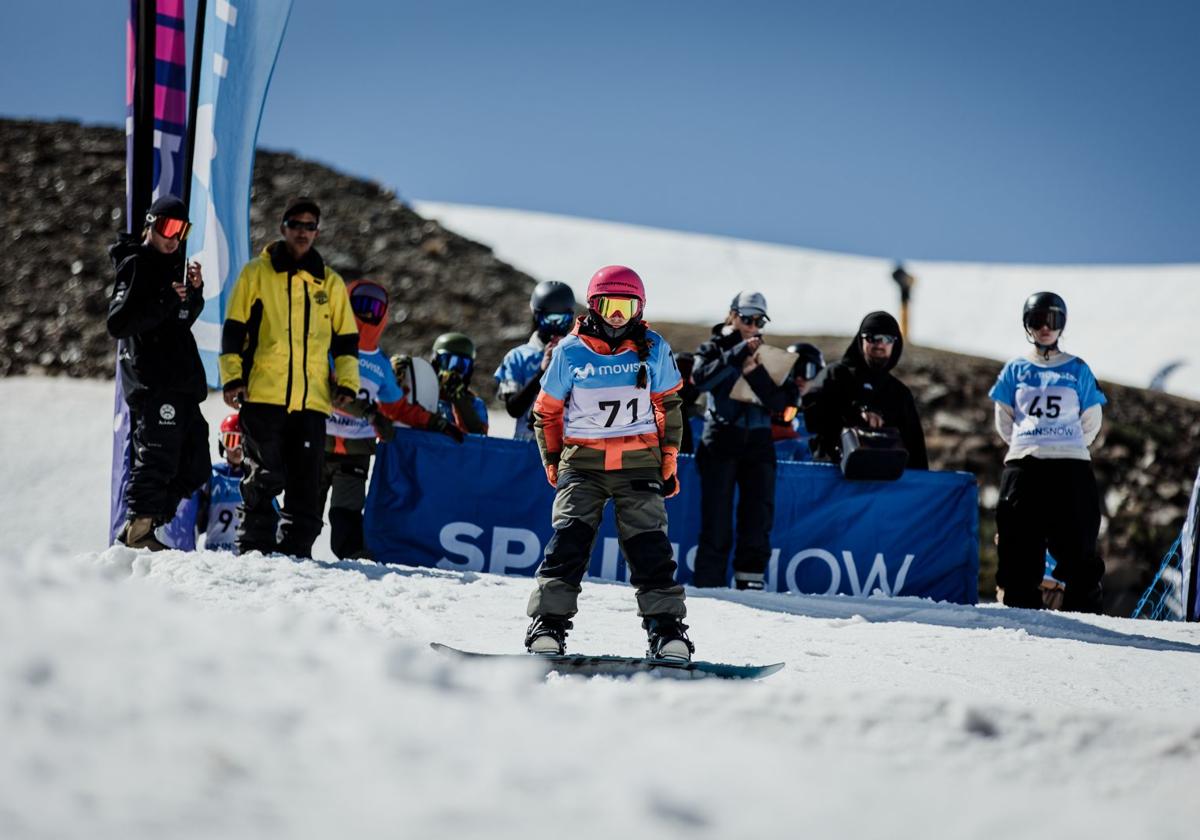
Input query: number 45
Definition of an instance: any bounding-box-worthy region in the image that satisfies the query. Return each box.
[1028,395,1061,418]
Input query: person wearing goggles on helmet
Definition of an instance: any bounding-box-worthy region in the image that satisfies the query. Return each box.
[430,332,489,435]
[989,292,1106,613]
[524,265,693,662]
[771,342,825,461]
[690,291,799,591]
[494,280,578,441]
[321,282,464,560]
[107,193,209,551]
[802,311,928,470]
[193,413,249,553]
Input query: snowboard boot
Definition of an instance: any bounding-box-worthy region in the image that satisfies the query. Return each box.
[525,615,573,655]
[643,615,695,662]
[118,515,168,551]
[734,575,765,591]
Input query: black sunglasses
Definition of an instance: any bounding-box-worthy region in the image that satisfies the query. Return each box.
[283,219,319,232]
[861,333,897,345]
[738,313,768,328]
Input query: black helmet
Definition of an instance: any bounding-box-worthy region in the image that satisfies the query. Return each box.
[1022,292,1067,332]
[787,342,825,380]
[530,280,576,314]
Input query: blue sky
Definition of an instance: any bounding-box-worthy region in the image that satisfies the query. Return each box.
[2,1,1198,263]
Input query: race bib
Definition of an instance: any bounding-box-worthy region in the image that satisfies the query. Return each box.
[565,384,656,439]
[1012,384,1083,446]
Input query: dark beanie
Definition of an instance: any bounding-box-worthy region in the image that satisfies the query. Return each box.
[147,194,188,221]
[858,311,901,336]
[283,197,321,222]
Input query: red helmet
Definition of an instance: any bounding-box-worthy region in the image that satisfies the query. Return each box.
[218,412,242,456]
[586,265,645,307]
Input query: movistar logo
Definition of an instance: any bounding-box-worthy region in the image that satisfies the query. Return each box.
[572,361,642,380]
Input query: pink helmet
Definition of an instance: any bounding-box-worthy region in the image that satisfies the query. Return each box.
[586,265,645,306]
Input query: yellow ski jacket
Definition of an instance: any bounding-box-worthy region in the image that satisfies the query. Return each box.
[220,243,359,415]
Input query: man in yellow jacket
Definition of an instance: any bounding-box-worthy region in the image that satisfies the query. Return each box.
[220,198,359,557]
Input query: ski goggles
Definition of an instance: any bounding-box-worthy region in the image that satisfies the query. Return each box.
[536,311,575,333]
[593,295,640,321]
[1025,310,1065,331]
[794,360,822,380]
[350,286,389,325]
[221,430,243,451]
[861,333,898,346]
[435,352,474,376]
[737,312,769,328]
[149,215,192,241]
[283,219,320,232]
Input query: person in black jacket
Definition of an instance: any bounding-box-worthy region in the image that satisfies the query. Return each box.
[107,194,209,550]
[802,311,928,469]
[691,291,799,590]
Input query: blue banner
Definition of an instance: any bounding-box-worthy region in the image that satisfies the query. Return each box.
[365,431,980,604]
[187,0,294,387]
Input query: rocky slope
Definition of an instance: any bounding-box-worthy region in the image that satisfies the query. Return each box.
[0,118,539,385]
[2,117,1193,614]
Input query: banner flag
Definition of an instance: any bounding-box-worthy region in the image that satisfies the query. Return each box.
[187,0,295,386]
[365,432,981,604]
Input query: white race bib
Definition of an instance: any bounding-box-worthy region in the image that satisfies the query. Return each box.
[565,384,656,439]
[1012,384,1083,446]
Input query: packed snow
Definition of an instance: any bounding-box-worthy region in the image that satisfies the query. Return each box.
[1,376,1198,839]
[415,201,1200,400]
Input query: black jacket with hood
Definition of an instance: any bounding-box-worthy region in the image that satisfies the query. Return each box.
[801,311,928,469]
[107,235,207,405]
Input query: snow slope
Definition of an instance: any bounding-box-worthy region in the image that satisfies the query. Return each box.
[415,202,1200,400]
[2,376,1199,839]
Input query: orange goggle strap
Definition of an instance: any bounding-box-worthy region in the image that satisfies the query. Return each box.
[150,215,192,241]
[593,295,640,320]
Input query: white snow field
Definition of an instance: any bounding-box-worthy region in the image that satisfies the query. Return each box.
[415,201,1200,400]
[3,376,1199,840]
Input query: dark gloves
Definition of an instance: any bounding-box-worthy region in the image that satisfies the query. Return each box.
[223,380,246,409]
[333,386,357,409]
[439,370,468,401]
[368,406,396,442]
[427,413,465,443]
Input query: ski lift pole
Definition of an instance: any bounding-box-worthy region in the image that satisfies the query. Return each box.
[892,263,915,338]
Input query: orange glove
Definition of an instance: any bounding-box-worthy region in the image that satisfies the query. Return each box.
[545,463,559,488]
[661,450,680,498]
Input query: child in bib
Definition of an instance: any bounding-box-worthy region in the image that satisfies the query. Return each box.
[524,266,694,661]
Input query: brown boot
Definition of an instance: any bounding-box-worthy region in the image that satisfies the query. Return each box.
[118,516,168,551]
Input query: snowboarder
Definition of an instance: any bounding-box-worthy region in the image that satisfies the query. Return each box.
[524,265,692,661]
[989,292,1107,613]
[195,413,248,553]
[430,332,489,435]
[494,280,577,441]
[771,342,825,461]
[691,292,799,590]
[322,281,463,560]
[107,194,209,551]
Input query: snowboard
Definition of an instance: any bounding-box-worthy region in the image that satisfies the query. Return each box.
[430,643,783,681]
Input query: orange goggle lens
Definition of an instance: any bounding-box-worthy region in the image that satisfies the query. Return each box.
[221,431,242,451]
[152,216,192,241]
[594,296,639,321]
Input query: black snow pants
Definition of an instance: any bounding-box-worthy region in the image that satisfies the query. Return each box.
[318,452,372,560]
[125,391,210,522]
[692,428,777,588]
[238,403,326,558]
[996,456,1104,613]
